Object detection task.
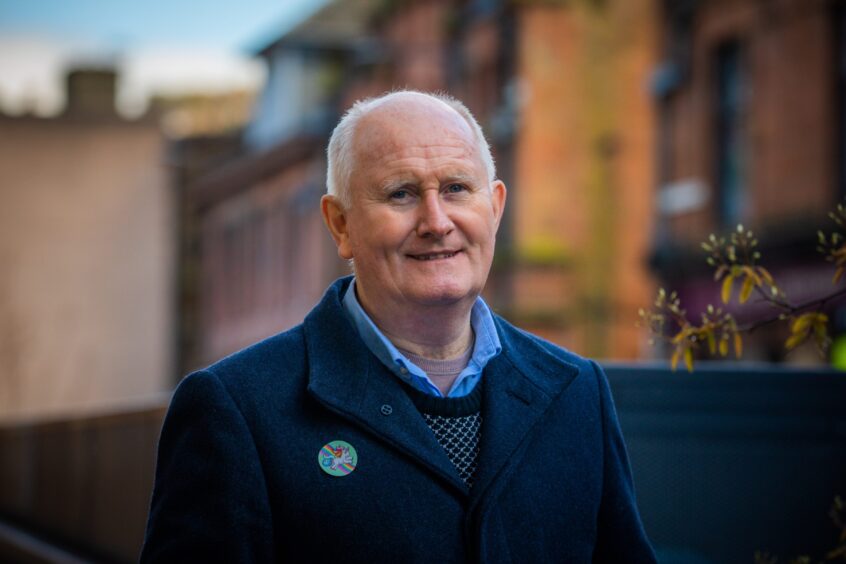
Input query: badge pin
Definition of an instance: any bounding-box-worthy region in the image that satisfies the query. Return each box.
[318,440,358,477]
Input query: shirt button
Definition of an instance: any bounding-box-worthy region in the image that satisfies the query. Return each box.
[380,404,393,416]
[399,367,408,375]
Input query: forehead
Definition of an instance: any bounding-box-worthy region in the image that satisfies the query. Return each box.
[351,99,482,174]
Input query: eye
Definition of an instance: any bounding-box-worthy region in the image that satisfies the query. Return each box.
[390,189,410,200]
[445,183,467,194]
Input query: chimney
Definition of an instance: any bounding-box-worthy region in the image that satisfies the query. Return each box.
[64,68,118,118]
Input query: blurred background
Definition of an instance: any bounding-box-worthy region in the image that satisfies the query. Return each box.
[1,0,845,562]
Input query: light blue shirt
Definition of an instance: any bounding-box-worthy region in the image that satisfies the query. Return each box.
[342,279,502,398]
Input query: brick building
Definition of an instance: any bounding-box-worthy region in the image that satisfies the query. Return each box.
[508,0,658,358]
[181,0,376,368]
[650,0,846,362]
[184,0,661,368]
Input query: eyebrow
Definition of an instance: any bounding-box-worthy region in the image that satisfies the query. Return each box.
[378,178,417,194]
[377,173,479,194]
[442,173,477,186]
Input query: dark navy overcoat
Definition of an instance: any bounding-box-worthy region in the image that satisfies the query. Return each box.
[141,277,656,563]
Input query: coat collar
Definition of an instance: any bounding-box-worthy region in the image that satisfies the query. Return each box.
[304,278,467,493]
[470,316,581,508]
[303,277,582,499]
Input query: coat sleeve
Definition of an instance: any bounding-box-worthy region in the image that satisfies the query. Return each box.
[140,369,275,563]
[590,361,658,564]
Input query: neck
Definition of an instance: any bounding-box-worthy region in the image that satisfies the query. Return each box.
[385,317,473,360]
[356,287,475,360]
[401,344,473,396]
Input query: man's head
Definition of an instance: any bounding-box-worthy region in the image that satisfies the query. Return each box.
[327,91,497,208]
[321,90,506,318]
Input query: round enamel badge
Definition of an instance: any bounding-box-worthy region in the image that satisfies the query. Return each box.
[318,440,358,477]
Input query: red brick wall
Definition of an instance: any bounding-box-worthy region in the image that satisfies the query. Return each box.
[512,0,659,359]
[665,0,837,243]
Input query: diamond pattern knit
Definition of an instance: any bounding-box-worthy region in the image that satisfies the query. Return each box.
[399,376,484,487]
[421,411,482,486]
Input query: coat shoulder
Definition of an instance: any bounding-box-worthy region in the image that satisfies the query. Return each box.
[492,314,599,392]
[494,314,592,368]
[194,324,308,398]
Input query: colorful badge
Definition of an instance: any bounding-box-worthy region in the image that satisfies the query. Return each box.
[318,440,358,477]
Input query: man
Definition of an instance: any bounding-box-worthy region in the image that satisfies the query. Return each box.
[141,91,656,563]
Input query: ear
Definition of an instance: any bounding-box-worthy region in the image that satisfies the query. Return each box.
[490,180,507,231]
[321,195,354,260]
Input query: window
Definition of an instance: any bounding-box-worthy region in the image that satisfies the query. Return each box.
[714,41,748,228]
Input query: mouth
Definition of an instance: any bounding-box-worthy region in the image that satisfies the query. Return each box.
[407,250,460,261]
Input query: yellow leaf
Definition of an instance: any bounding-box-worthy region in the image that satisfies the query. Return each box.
[791,313,813,334]
[742,266,761,286]
[734,333,743,358]
[835,267,844,284]
[813,318,828,341]
[671,330,687,345]
[684,348,694,372]
[719,338,728,357]
[785,332,806,351]
[721,274,734,304]
[757,267,775,287]
[739,275,755,304]
[670,348,680,371]
[706,330,716,355]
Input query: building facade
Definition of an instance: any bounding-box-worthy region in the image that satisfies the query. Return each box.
[185,0,661,367]
[0,69,174,420]
[651,0,846,363]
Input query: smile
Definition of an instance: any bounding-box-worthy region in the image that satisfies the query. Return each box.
[408,251,459,261]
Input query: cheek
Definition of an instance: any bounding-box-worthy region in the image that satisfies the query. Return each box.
[348,230,399,261]
[363,217,412,248]
[459,212,498,244]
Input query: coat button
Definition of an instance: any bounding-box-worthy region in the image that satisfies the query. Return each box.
[380,404,393,416]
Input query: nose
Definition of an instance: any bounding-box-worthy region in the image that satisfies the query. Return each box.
[416,191,454,239]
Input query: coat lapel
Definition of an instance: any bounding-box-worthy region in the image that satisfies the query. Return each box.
[303,279,467,494]
[469,320,582,511]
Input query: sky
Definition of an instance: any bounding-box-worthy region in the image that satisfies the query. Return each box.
[0,0,326,116]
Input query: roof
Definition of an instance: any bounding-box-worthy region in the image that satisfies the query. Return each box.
[253,0,381,55]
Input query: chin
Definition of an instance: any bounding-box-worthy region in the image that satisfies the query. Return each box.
[406,280,480,307]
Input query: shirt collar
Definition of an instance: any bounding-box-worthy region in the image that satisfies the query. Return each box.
[342,278,501,398]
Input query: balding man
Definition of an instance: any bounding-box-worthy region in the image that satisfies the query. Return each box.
[141,91,656,563]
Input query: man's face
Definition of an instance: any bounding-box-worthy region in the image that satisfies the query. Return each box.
[322,97,506,318]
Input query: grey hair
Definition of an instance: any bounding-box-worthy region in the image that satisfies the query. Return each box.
[325,90,496,208]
